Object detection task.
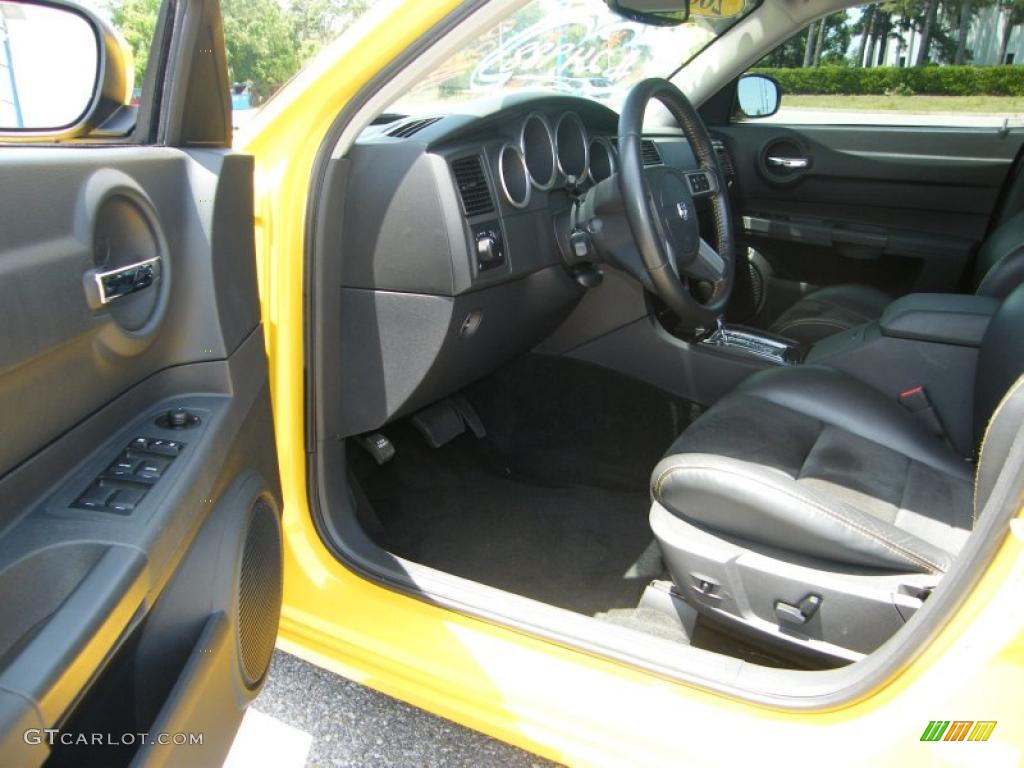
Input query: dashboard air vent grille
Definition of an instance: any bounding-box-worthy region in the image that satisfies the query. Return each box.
[387,117,442,138]
[641,140,662,166]
[451,156,495,217]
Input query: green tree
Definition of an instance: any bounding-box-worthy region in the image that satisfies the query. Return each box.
[759,12,850,68]
[916,0,940,63]
[111,0,161,84]
[109,0,373,102]
[997,0,1024,63]
[221,0,300,98]
[290,0,370,60]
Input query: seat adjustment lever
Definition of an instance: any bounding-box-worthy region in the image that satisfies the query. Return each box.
[774,593,822,625]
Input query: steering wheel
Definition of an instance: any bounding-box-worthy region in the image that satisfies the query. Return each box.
[616,78,735,330]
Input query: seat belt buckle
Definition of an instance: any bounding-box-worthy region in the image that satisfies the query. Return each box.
[899,385,945,439]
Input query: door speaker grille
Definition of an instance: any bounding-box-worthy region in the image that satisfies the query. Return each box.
[237,498,282,687]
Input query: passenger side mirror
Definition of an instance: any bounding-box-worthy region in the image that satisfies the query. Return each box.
[736,74,781,119]
[605,0,689,26]
[0,0,134,139]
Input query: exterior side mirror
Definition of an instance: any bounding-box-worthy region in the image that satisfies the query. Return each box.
[0,0,133,140]
[736,73,781,120]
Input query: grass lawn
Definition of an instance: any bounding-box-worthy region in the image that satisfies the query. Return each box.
[784,94,1024,114]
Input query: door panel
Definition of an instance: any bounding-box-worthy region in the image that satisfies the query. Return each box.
[715,122,1024,323]
[0,3,281,765]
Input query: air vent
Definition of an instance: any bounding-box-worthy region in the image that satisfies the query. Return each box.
[387,116,442,138]
[712,139,736,184]
[641,140,662,166]
[451,156,495,217]
[610,138,662,166]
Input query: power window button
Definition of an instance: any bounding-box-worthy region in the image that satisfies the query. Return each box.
[129,437,150,451]
[75,483,114,510]
[107,488,145,514]
[104,455,139,479]
[134,456,171,482]
[146,439,182,457]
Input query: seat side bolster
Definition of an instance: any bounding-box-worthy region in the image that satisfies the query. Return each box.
[651,453,953,574]
[975,244,1024,301]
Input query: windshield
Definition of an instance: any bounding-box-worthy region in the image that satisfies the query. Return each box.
[393,0,759,112]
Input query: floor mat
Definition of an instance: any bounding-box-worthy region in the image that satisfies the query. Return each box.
[352,355,698,617]
[356,425,657,615]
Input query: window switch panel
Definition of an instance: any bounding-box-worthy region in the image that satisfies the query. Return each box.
[72,436,185,514]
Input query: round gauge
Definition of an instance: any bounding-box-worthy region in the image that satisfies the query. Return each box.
[520,113,557,190]
[498,143,530,209]
[587,137,616,184]
[555,112,589,183]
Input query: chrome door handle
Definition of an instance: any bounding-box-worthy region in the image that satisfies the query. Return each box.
[84,256,161,310]
[767,156,810,169]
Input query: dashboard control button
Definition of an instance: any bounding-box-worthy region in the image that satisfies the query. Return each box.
[473,226,505,271]
[129,437,150,451]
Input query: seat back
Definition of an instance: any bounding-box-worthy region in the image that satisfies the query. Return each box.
[973,210,1024,299]
[974,283,1024,446]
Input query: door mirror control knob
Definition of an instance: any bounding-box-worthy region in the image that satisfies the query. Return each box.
[156,408,200,429]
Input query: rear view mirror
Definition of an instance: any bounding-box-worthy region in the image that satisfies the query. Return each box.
[605,0,690,26]
[736,74,781,119]
[0,0,133,138]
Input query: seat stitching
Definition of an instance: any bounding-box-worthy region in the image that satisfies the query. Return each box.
[653,463,946,573]
[739,388,970,481]
[973,374,1024,523]
[772,317,852,334]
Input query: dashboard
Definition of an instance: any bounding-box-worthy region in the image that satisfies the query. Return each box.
[334,94,733,436]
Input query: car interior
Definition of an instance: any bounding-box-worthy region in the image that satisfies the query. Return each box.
[305,0,1024,688]
[7,0,1019,764]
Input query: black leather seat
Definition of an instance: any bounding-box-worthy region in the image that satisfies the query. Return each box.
[650,284,1024,660]
[770,209,1024,346]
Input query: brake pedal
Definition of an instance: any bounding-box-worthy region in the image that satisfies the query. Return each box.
[355,431,395,465]
[452,394,486,438]
[411,400,465,448]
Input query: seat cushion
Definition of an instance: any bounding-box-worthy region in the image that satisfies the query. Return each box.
[769,284,891,345]
[652,365,974,574]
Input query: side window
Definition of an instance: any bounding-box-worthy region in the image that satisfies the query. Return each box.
[736,2,1024,128]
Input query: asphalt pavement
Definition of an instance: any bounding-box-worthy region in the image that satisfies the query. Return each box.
[224,650,558,768]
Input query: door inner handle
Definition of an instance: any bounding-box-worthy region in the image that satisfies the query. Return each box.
[84,256,162,310]
[767,156,810,169]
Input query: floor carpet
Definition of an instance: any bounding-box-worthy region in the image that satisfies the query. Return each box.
[352,355,697,616]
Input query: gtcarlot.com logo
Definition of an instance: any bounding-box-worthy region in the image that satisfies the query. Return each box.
[921,721,997,742]
[23,730,203,747]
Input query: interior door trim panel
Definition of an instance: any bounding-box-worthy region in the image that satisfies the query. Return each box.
[719,124,1024,239]
[0,142,278,765]
[0,329,276,760]
[0,148,259,481]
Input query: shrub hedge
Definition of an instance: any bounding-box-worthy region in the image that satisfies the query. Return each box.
[750,66,1024,97]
